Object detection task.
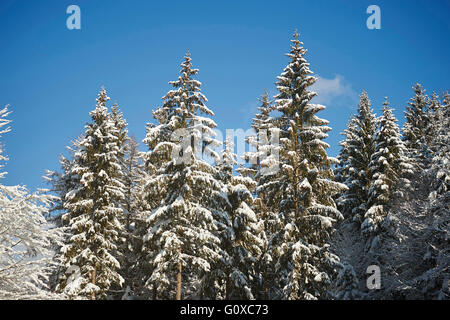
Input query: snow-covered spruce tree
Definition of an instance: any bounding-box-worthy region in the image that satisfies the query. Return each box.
[240,90,275,181]
[44,136,84,222]
[402,83,432,172]
[107,102,140,298]
[237,91,281,299]
[362,98,413,238]
[121,137,145,234]
[142,53,228,300]
[44,136,85,291]
[336,91,378,224]
[241,90,280,237]
[421,91,449,299]
[427,92,443,146]
[429,91,449,198]
[109,103,128,162]
[218,138,265,300]
[119,136,148,298]
[269,31,346,300]
[55,87,126,299]
[334,115,358,215]
[0,105,63,299]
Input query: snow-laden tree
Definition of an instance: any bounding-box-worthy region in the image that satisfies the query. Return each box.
[267,31,346,299]
[121,137,145,235]
[334,115,358,215]
[55,87,126,299]
[403,83,432,171]
[109,103,128,167]
[44,136,84,221]
[362,98,414,237]
[336,91,378,224]
[106,102,142,298]
[142,53,228,300]
[218,138,265,300]
[417,91,449,299]
[118,136,148,298]
[429,92,449,199]
[0,105,63,299]
[236,91,281,299]
[239,90,275,181]
[427,92,443,146]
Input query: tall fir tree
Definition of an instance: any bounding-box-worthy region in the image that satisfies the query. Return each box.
[336,91,378,224]
[362,98,413,237]
[55,87,126,299]
[108,102,140,298]
[119,136,147,298]
[429,91,449,197]
[142,53,228,300]
[218,138,265,299]
[335,115,358,215]
[240,90,275,181]
[44,136,84,219]
[423,91,450,299]
[402,83,432,171]
[237,91,280,299]
[266,31,346,299]
[427,92,442,143]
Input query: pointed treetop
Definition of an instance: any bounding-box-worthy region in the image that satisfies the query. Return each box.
[258,89,271,107]
[407,82,428,113]
[429,91,440,106]
[412,82,427,97]
[97,86,109,102]
[91,86,110,121]
[357,90,373,117]
[289,29,305,53]
[178,52,199,80]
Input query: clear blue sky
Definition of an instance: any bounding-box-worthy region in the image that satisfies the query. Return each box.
[0,0,449,191]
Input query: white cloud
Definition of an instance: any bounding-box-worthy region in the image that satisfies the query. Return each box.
[311,75,358,106]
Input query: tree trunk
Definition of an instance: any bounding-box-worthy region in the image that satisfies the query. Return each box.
[152,286,157,300]
[176,247,182,300]
[91,265,97,300]
[225,271,231,300]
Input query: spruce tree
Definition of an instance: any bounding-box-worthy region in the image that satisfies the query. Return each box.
[44,136,83,219]
[403,83,432,171]
[119,136,147,298]
[240,90,275,181]
[427,92,442,142]
[55,87,125,299]
[336,91,378,224]
[269,31,346,299]
[237,91,280,299]
[362,98,413,237]
[335,115,359,216]
[423,92,449,299]
[142,53,228,300]
[218,138,264,299]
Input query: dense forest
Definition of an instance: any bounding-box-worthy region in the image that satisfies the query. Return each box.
[0,31,448,300]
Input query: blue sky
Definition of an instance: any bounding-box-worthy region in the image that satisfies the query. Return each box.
[0,0,449,191]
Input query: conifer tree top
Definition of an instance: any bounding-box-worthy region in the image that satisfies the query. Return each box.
[275,30,317,108]
[357,91,373,119]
